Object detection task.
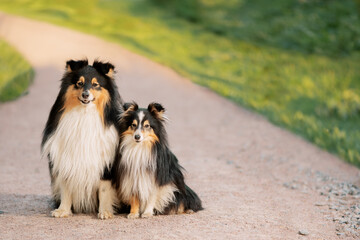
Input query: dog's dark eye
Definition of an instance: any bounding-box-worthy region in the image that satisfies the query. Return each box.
[144,124,150,129]
[131,123,137,128]
[77,81,84,87]
[92,83,99,88]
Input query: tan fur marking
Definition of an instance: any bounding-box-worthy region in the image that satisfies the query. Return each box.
[122,127,135,137]
[126,104,136,112]
[142,139,155,150]
[91,77,98,85]
[61,85,82,114]
[107,68,114,78]
[130,195,140,214]
[177,203,185,214]
[76,76,85,88]
[143,120,150,127]
[90,88,110,124]
[141,120,158,143]
[142,128,159,144]
[168,209,176,215]
[149,104,165,120]
[132,120,138,128]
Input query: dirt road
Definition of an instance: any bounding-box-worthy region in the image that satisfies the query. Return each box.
[0,13,359,239]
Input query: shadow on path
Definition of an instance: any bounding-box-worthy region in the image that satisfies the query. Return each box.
[0,193,52,216]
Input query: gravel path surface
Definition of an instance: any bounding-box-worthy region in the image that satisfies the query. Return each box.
[0,13,359,240]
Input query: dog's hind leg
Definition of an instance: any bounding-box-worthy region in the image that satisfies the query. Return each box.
[51,182,73,218]
[98,180,116,220]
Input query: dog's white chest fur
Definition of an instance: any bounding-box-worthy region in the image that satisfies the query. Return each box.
[119,136,177,213]
[119,135,156,204]
[43,104,118,212]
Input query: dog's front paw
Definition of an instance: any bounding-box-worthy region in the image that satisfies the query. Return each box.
[98,210,113,220]
[127,213,140,219]
[51,208,72,218]
[141,212,153,218]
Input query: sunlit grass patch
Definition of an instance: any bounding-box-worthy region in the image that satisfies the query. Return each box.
[0,39,34,102]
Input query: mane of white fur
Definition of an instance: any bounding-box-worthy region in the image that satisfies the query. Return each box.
[119,134,177,213]
[42,104,118,213]
[119,134,156,203]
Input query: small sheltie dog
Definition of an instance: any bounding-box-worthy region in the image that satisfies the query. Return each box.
[41,59,122,219]
[112,102,203,218]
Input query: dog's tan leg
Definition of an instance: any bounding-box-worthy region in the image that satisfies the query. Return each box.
[98,180,116,220]
[51,182,72,218]
[127,195,140,219]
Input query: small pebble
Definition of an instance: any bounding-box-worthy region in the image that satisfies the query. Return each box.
[339,219,348,224]
[329,205,339,211]
[283,183,290,188]
[338,200,347,205]
[298,230,309,236]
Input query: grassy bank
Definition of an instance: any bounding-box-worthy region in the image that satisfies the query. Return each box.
[0,0,359,166]
[0,39,34,102]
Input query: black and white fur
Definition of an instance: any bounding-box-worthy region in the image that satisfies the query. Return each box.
[112,102,203,218]
[41,59,122,219]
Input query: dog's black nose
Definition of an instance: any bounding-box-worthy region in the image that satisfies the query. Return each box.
[82,91,89,99]
[134,134,141,141]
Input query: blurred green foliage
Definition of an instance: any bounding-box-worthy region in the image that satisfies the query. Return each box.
[153,0,360,56]
[151,0,203,22]
[0,39,34,102]
[0,0,359,166]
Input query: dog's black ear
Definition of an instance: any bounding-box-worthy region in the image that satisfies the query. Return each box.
[148,102,167,121]
[123,102,138,112]
[93,60,115,78]
[66,59,88,72]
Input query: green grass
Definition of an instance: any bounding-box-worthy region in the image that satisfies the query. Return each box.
[0,0,359,166]
[154,0,360,56]
[0,39,34,102]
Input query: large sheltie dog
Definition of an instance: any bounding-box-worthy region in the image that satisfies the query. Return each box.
[112,102,203,218]
[41,59,122,219]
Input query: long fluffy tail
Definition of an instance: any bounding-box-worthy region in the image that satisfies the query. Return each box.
[162,184,203,214]
[180,185,203,212]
